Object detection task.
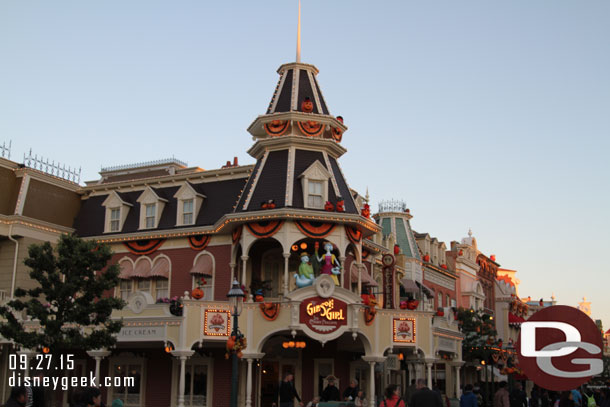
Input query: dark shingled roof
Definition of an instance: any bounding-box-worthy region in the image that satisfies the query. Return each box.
[238,150,288,212]
[328,156,358,214]
[266,63,329,115]
[73,178,247,237]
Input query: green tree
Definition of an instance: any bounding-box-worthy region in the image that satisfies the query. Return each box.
[456,307,499,362]
[0,234,124,352]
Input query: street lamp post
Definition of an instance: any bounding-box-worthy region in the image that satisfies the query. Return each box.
[227,279,245,407]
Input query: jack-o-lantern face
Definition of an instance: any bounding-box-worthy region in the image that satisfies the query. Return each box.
[301,97,314,113]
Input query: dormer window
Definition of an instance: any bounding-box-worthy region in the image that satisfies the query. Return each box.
[299,160,331,210]
[182,199,194,225]
[145,204,156,228]
[137,186,167,230]
[102,191,132,233]
[174,182,205,227]
[110,208,121,232]
[308,181,323,208]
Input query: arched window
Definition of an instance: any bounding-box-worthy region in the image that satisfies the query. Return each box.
[116,256,170,302]
[190,252,215,300]
[437,291,443,308]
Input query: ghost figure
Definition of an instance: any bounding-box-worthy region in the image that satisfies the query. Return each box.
[317,242,341,285]
[294,253,315,288]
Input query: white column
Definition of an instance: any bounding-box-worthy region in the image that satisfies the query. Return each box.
[172,350,194,407]
[339,255,346,288]
[230,262,237,281]
[368,361,376,407]
[426,362,433,389]
[86,350,111,386]
[246,358,254,407]
[283,253,290,296]
[241,256,249,286]
[455,365,461,398]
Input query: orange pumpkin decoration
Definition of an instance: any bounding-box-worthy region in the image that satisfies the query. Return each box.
[423,254,430,262]
[255,295,264,302]
[324,201,335,211]
[226,337,236,351]
[192,287,204,300]
[301,97,314,113]
[361,204,370,218]
[236,351,243,359]
[336,199,345,212]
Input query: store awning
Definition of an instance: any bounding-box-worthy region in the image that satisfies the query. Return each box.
[417,281,435,298]
[150,257,170,279]
[190,254,213,277]
[133,260,151,278]
[118,260,134,280]
[400,278,419,293]
[350,264,378,286]
[509,312,526,326]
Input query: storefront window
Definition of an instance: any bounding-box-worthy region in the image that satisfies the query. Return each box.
[184,360,209,406]
[155,279,169,300]
[120,280,132,301]
[111,363,143,407]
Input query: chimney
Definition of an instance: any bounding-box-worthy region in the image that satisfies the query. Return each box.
[233,156,238,166]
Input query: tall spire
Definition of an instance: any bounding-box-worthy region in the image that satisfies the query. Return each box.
[296,0,301,63]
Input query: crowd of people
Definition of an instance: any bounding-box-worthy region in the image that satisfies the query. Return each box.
[459,382,610,407]
[1,386,124,407]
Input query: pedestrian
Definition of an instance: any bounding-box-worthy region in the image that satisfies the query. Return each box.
[305,396,320,407]
[571,389,582,407]
[531,386,541,407]
[600,389,610,407]
[459,384,477,407]
[321,376,340,402]
[405,380,417,402]
[380,384,405,407]
[510,382,527,407]
[354,390,368,407]
[541,390,552,407]
[409,379,442,407]
[493,381,510,407]
[81,388,102,407]
[3,387,27,407]
[110,400,123,407]
[558,391,573,407]
[343,379,359,402]
[278,374,303,407]
[582,387,597,407]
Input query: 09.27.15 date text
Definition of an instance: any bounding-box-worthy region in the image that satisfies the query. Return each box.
[9,353,75,371]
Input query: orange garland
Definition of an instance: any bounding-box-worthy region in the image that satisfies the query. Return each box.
[294,220,336,239]
[264,120,289,137]
[124,239,165,255]
[188,235,211,251]
[259,302,280,321]
[297,120,324,137]
[245,220,284,238]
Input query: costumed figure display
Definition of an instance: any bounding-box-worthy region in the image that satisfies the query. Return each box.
[316,242,341,285]
[294,252,315,288]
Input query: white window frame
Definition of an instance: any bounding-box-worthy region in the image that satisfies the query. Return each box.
[174,182,206,227]
[171,356,213,407]
[145,204,156,229]
[108,357,146,407]
[102,191,132,233]
[110,207,121,232]
[182,199,194,225]
[136,186,167,230]
[299,160,331,210]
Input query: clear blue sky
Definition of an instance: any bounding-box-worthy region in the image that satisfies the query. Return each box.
[1,1,609,327]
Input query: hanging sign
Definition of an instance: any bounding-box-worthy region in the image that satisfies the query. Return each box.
[300,296,347,334]
[393,317,416,343]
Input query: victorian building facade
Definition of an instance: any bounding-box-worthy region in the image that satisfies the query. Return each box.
[0,59,464,407]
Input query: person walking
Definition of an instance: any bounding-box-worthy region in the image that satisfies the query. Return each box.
[321,376,340,402]
[510,382,527,407]
[558,392,573,407]
[3,387,27,407]
[409,379,443,407]
[278,374,303,407]
[459,384,477,407]
[380,384,405,407]
[343,379,360,402]
[354,390,368,407]
[493,381,510,407]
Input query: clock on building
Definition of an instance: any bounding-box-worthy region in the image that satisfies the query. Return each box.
[382,253,395,267]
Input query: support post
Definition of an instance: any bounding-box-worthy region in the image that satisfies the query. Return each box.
[171,350,194,407]
[86,350,111,386]
[455,364,462,398]
[283,252,290,296]
[240,256,249,288]
[368,361,375,407]
[246,358,254,407]
[339,255,346,289]
[426,362,433,389]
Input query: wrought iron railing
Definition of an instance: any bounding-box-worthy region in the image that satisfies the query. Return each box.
[23,149,81,184]
[378,199,408,213]
[0,140,10,159]
[101,157,188,172]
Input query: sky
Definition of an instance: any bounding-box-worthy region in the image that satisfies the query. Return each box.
[1,1,609,327]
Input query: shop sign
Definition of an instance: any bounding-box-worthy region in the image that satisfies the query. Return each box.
[118,325,166,342]
[383,265,395,309]
[300,296,347,334]
[204,309,231,337]
[393,318,416,343]
[438,337,456,352]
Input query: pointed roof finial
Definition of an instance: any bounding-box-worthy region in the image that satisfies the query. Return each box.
[296,0,301,63]
[468,228,472,237]
[365,187,370,203]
